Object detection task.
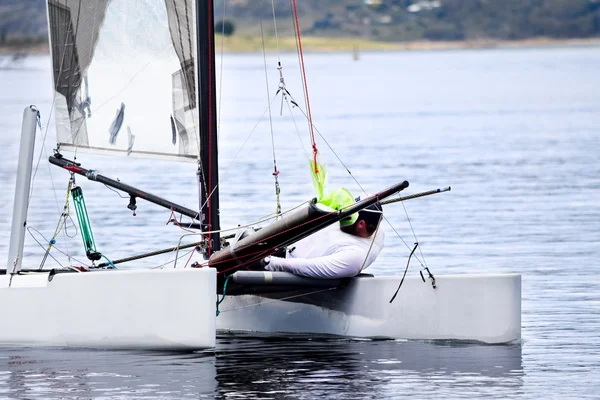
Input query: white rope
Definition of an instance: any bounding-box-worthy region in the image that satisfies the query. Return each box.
[283,90,309,159]
[359,221,381,273]
[275,96,428,267]
[175,199,311,239]
[217,0,228,136]
[260,22,283,218]
[397,201,428,268]
[27,226,88,271]
[288,0,311,141]
[152,247,195,269]
[198,93,280,213]
[271,0,282,60]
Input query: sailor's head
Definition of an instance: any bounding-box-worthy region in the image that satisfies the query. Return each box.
[340,202,383,238]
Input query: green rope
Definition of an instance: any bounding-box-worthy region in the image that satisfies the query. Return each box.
[72,186,97,254]
[216,275,231,316]
[72,186,114,266]
[100,254,117,269]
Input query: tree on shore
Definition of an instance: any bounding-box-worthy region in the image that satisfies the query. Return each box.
[215,20,236,36]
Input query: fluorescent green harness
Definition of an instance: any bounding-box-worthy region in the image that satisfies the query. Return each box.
[310,160,357,226]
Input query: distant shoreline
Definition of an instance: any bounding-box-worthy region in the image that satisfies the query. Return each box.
[0,44,49,55]
[214,35,600,53]
[2,36,599,55]
[390,37,600,52]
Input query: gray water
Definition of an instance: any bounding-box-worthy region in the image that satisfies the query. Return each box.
[0,46,599,398]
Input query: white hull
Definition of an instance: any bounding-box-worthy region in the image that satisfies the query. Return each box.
[216,273,521,344]
[0,268,216,350]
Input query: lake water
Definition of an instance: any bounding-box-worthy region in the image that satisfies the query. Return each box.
[0,46,599,398]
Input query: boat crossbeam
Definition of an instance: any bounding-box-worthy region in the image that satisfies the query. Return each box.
[49,154,201,221]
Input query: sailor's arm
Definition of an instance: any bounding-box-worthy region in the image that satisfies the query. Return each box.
[264,248,365,279]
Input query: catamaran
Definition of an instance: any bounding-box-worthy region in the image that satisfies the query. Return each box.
[0,0,520,350]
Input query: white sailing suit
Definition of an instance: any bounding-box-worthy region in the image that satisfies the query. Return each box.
[265,224,385,279]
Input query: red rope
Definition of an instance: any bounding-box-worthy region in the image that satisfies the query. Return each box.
[183,247,196,268]
[166,209,199,234]
[291,0,319,173]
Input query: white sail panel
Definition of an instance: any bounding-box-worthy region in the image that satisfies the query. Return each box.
[47,0,199,162]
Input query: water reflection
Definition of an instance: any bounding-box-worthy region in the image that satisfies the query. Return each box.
[0,348,216,399]
[0,337,522,399]
[212,334,523,399]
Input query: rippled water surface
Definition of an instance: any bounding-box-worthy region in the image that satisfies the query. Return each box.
[0,46,599,398]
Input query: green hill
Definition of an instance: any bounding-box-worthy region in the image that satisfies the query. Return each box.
[0,0,46,47]
[0,0,46,36]
[216,0,600,41]
[1,0,599,49]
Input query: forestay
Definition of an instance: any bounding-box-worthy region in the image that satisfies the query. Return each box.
[47,0,199,161]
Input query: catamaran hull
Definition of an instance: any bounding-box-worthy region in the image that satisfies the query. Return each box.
[0,268,216,350]
[216,273,521,344]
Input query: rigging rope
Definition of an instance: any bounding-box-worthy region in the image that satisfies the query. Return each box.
[28,227,65,270]
[218,0,228,132]
[270,0,291,117]
[284,93,309,159]
[260,22,283,218]
[389,242,419,303]
[359,219,382,274]
[152,248,195,269]
[283,103,429,268]
[290,0,319,174]
[71,185,114,267]
[216,275,231,316]
[72,186,96,258]
[206,194,388,275]
[29,110,65,231]
[271,0,282,59]
[24,107,82,269]
[399,198,428,270]
[28,226,90,271]
[183,246,196,268]
[197,93,280,218]
[167,209,200,234]
[38,176,77,270]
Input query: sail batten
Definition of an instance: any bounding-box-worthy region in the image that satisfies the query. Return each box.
[47,0,200,162]
[57,143,199,163]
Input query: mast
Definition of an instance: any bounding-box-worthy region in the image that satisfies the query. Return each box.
[6,106,39,276]
[196,0,220,256]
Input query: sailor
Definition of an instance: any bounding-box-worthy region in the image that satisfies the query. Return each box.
[263,203,384,279]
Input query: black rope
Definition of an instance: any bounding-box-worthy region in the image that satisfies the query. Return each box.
[420,267,437,289]
[389,242,418,304]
